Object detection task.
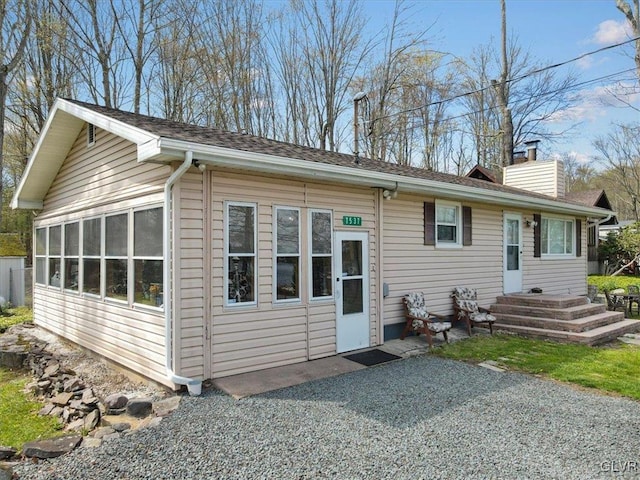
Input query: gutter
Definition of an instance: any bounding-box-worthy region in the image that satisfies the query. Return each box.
[163,150,202,395]
[149,138,611,219]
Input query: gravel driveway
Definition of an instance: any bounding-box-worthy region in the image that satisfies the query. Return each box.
[14,355,640,480]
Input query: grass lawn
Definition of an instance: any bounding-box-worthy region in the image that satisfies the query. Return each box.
[0,368,62,450]
[0,306,33,333]
[433,334,640,400]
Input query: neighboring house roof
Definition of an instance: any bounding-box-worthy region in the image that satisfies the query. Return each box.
[564,189,617,225]
[466,164,498,183]
[12,98,612,219]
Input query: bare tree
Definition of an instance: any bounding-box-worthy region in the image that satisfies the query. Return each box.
[0,0,31,227]
[290,0,371,151]
[593,124,640,221]
[493,0,513,168]
[617,0,640,86]
[60,0,126,108]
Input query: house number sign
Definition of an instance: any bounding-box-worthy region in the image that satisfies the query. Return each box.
[342,215,362,226]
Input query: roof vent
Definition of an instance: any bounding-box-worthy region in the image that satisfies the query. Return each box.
[87,123,95,147]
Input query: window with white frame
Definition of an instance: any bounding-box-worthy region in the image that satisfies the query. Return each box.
[226,202,256,305]
[541,217,574,255]
[35,228,47,285]
[436,201,461,246]
[48,226,61,287]
[275,207,300,302]
[64,222,79,291]
[105,213,128,301]
[133,207,164,307]
[310,210,333,299]
[83,217,101,295]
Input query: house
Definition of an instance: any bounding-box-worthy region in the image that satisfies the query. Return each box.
[12,99,613,392]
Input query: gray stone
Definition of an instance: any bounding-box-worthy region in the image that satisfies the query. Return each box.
[0,446,16,460]
[92,427,115,439]
[43,363,60,377]
[0,348,27,369]
[153,396,181,417]
[101,432,121,441]
[65,418,85,431]
[110,422,131,432]
[84,409,101,430]
[106,407,126,415]
[126,398,152,418]
[22,435,82,459]
[37,379,52,389]
[39,403,56,416]
[63,377,83,392]
[51,391,74,406]
[81,388,98,405]
[0,465,11,480]
[81,437,102,448]
[104,393,128,410]
[49,406,63,417]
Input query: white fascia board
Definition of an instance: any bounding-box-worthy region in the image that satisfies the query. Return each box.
[56,99,158,145]
[10,198,43,210]
[152,138,610,219]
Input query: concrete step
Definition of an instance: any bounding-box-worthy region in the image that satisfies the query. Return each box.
[494,319,640,346]
[491,302,608,321]
[496,294,587,309]
[493,311,624,333]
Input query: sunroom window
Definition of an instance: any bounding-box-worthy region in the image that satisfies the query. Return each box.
[105,213,128,301]
[275,207,300,302]
[541,217,574,255]
[133,207,163,307]
[226,203,256,305]
[35,228,47,285]
[48,226,61,287]
[64,222,79,291]
[83,217,101,295]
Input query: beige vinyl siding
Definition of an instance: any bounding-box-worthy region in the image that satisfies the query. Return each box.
[32,123,175,388]
[176,170,207,379]
[382,195,504,326]
[210,171,377,378]
[32,288,168,386]
[41,125,170,218]
[502,160,565,198]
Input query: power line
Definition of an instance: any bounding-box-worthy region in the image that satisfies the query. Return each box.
[369,36,640,123]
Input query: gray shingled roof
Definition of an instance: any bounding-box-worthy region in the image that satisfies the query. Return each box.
[64,99,597,208]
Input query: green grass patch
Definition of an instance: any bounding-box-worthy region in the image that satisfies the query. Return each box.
[0,306,33,333]
[434,334,640,400]
[0,368,62,450]
[588,274,640,293]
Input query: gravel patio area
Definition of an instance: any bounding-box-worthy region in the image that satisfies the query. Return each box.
[14,355,640,480]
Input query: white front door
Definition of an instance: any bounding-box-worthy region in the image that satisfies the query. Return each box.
[504,213,523,294]
[335,231,370,353]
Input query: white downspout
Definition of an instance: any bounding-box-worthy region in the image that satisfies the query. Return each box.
[164,150,202,395]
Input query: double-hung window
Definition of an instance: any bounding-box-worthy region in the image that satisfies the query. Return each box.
[134,207,164,307]
[226,202,256,306]
[48,226,61,287]
[310,210,333,299]
[541,217,574,256]
[105,213,128,301]
[275,207,300,302]
[436,201,461,247]
[64,222,79,291]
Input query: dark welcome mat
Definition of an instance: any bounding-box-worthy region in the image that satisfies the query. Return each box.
[343,349,402,367]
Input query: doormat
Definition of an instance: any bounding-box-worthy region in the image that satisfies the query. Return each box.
[343,349,402,367]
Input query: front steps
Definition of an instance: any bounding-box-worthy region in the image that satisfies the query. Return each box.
[491,294,640,345]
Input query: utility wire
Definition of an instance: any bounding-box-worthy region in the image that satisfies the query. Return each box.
[369,36,640,123]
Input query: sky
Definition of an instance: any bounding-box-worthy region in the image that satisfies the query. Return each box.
[361,0,640,164]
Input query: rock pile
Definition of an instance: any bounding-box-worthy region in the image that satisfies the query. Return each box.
[0,326,181,465]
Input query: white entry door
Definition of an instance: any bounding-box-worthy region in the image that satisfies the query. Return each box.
[504,213,523,294]
[335,231,370,353]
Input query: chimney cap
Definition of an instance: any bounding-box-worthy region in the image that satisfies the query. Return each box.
[524,139,540,147]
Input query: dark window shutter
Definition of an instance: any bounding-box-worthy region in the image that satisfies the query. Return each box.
[533,214,541,258]
[462,206,472,246]
[576,219,582,257]
[424,202,435,245]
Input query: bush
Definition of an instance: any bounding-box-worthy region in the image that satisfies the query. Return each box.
[588,275,640,292]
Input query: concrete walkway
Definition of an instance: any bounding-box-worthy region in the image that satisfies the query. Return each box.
[213,326,485,398]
